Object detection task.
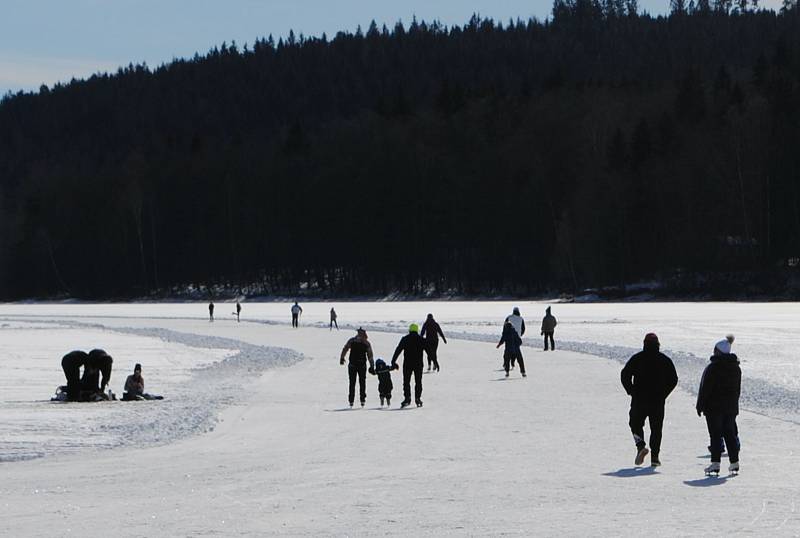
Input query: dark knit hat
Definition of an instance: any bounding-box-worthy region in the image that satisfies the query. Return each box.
[134,363,142,372]
[643,333,659,346]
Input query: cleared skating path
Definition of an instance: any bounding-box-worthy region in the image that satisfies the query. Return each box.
[1,318,799,536]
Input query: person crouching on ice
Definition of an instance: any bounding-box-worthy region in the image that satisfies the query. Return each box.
[497,320,526,378]
[371,358,398,407]
[696,335,741,475]
[620,333,678,468]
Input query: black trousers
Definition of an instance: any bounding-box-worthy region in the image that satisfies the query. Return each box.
[348,363,367,404]
[544,332,555,350]
[503,350,525,374]
[330,319,338,329]
[425,339,440,370]
[292,313,299,327]
[403,362,423,403]
[62,363,82,401]
[706,414,740,463]
[629,400,665,456]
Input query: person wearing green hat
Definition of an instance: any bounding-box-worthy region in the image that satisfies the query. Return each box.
[391,323,427,408]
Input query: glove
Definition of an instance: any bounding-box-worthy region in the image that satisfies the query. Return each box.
[496,343,501,349]
[340,358,345,365]
[696,409,702,417]
[392,363,399,370]
[368,367,375,375]
[443,339,447,344]
[541,331,544,336]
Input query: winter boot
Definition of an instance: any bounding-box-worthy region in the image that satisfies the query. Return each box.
[729,461,740,474]
[635,446,649,466]
[650,456,661,467]
[705,462,721,475]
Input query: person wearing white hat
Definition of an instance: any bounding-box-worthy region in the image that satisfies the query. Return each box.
[696,335,741,475]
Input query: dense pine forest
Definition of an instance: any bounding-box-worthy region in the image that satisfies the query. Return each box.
[1,2,800,299]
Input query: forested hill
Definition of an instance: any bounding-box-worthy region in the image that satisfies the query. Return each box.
[1,3,800,300]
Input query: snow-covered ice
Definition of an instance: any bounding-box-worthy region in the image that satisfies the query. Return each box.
[0,301,799,536]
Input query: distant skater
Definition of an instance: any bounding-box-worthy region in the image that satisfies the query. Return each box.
[497,320,526,377]
[235,300,242,322]
[391,324,426,408]
[620,333,678,467]
[340,328,375,407]
[330,307,338,330]
[504,307,525,368]
[421,313,447,372]
[541,306,557,351]
[372,358,398,406]
[696,335,741,475]
[208,301,214,322]
[291,301,303,328]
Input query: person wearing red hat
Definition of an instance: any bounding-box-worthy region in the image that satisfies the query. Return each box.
[620,333,678,467]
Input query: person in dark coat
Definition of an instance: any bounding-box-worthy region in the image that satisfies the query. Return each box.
[340,328,375,407]
[61,350,88,401]
[391,324,426,408]
[620,333,678,467]
[420,313,447,372]
[497,320,526,377]
[208,301,215,322]
[235,300,242,322]
[330,307,338,330]
[80,348,113,400]
[291,302,303,328]
[696,335,741,474]
[372,358,398,406]
[541,306,557,351]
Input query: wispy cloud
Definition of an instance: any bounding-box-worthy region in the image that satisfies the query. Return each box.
[0,53,123,94]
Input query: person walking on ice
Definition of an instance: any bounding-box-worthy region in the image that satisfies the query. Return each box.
[541,306,557,351]
[421,313,447,372]
[340,328,374,407]
[330,307,338,330]
[620,333,678,467]
[291,301,303,328]
[372,358,398,406]
[504,307,525,369]
[208,301,214,322]
[235,300,242,322]
[497,320,526,377]
[391,324,426,408]
[696,335,741,475]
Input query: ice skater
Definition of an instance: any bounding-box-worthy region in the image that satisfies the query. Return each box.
[696,335,741,475]
[497,320,526,377]
[421,313,447,371]
[372,358,398,406]
[504,307,525,368]
[330,307,338,330]
[291,301,303,328]
[620,333,678,467]
[208,301,214,322]
[340,328,375,407]
[235,300,242,322]
[541,306,557,351]
[391,324,426,408]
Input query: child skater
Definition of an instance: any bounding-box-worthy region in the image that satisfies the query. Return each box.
[371,358,398,407]
[497,320,526,378]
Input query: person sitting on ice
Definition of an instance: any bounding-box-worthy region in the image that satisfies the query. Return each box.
[696,335,741,475]
[497,320,526,378]
[123,363,164,401]
[371,357,398,407]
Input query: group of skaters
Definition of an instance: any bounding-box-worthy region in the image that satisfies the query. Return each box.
[208,300,243,322]
[58,350,162,402]
[497,306,558,378]
[621,333,741,475]
[339,313,448,408]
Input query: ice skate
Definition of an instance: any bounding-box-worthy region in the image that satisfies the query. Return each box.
[521,372,527,377]
[705,462,721,475]
[400,400,411,408]
[634,446,649,466]
[386,396,391,407]
[360,400,365,407]
[505,371,509,378]
[650,457,661,467]
[380,396,385,407]
[729,462,740,474]
[415,400,423,407]
[349,401,353,408]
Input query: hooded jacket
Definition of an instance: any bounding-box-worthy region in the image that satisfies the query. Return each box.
[621,345,678,403]
[505,314,525,337]
[696,353,741,416]
[541,312,557,333]
[421,318,445,342]
[499,323,522,358]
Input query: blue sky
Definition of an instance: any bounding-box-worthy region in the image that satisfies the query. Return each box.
[0,0,777,95]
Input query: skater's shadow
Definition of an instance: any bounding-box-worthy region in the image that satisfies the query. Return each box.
[491,377,523,382]
[324,407,360,412]
[602,467,658,478]
[684,476,730,487]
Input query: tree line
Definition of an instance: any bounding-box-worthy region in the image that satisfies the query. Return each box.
[0,2,799,299]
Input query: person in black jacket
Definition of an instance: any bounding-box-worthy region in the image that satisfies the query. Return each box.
[61,350,88,401]
[81,349,113,400]
[372,358,398,406]
[497,320,526,377]
[696,335,741,474]
[421,313,447,372]
[340,328,375,407]
[391,324,426,408]
[620,333,678,467]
